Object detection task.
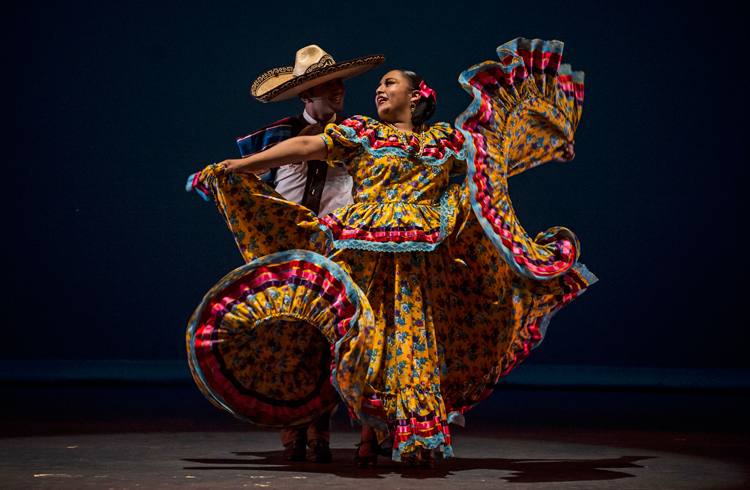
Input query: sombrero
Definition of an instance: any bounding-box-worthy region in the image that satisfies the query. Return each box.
[251,45,385,103]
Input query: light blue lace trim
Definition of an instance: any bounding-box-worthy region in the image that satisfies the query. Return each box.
[447,410,465,426]
[335,124,467,167]
[531,261,596,352]
[330,191,455,253]
[392,431,454,461]
[185,172,211,201]
[185,173,196,192]
[532,309,556,351]
[573,262,599,285]
[332,240,440,253]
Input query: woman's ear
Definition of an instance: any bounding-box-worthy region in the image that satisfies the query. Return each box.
[410,91,422,104]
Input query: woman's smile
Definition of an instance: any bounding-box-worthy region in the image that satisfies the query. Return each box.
[375,70,416,122]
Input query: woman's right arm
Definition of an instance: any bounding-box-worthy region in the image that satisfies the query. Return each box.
[219,135,328,175]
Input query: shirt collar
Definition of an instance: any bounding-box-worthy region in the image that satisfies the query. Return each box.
[303,109,337,125]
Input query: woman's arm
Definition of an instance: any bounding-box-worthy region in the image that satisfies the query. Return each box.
[219,135,328,175]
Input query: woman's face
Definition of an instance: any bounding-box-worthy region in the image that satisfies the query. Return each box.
[375,70,419,122]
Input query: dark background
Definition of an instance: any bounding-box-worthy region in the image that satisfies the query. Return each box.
[3,0,748,370]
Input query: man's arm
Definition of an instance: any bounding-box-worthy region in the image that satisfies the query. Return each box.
[236,117,297,157]
[236,116,309,184]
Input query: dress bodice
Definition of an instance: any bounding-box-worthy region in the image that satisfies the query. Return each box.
[319,116,467,252]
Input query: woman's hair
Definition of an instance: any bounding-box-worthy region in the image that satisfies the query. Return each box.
[399,70,436,127]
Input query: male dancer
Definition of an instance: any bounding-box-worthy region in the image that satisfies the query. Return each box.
[237,45,384,462]
[239,45,384,217]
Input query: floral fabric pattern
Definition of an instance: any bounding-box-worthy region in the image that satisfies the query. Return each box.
[195,170,331,263]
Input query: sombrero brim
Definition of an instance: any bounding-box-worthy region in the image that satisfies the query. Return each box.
[251,54,385,103]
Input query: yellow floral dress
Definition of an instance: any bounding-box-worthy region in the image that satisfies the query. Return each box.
[186,38,596,461]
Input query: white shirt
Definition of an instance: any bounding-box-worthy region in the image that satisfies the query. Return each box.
[273,110,354,217]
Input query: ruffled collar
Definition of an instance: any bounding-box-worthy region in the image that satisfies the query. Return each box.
[339,116,466,166]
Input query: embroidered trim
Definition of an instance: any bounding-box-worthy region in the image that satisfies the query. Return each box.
[304,54,335,74]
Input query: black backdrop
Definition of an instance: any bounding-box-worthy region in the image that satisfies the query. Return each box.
[3,1,748,370]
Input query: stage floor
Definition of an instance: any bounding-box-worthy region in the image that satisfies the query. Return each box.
[1,386,748,489]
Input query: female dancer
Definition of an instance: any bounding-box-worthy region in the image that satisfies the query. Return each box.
[186,38,595,468]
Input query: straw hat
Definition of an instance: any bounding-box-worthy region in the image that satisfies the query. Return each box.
[251,45,384,103]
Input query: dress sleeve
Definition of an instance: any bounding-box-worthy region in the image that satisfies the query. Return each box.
[320,116,370,166]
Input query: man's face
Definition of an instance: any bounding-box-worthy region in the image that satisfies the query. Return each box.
[304,78,346,115]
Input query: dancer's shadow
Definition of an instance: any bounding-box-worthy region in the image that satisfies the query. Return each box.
[183,449,655,482]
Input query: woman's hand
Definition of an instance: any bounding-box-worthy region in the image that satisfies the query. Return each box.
[552,141,575,162]
[218,159,253,175]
